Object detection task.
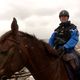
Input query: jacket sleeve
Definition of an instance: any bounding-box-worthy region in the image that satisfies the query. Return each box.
[64,28,79,49]
[48,32,56,47]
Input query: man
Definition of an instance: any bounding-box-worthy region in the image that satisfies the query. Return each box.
[49,10,79,71]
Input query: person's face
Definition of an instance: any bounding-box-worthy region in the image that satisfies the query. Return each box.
[59,16,69,23]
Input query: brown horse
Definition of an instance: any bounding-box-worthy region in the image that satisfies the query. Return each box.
[0,18,77,80]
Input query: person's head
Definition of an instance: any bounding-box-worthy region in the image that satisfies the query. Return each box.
[59,10,69,23]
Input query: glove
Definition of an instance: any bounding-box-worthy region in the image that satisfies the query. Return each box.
[57,47,65,55]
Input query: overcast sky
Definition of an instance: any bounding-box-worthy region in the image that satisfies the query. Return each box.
[0,0,80,39]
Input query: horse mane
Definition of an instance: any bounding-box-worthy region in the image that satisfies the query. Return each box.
[0,29,57,58]
[0,31,12,43]
[21,31,37,40]
[20,31,57,57]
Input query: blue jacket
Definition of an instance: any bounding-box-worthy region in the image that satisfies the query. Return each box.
[49,26,79,53]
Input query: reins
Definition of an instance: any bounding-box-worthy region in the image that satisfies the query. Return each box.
[6,37,29,63]
[31,51,65,76]
[6,38,65,77]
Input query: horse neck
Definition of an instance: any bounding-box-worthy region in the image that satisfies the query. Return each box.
[25,39,68,80]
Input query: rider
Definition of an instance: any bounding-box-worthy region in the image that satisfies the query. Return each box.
[48,10,79,71]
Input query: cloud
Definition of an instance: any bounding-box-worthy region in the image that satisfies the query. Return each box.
[0,2,58,20]
[0,0,80,39]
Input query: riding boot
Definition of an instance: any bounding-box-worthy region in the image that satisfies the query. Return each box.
[68,59,79,80]
[76,67,80,80]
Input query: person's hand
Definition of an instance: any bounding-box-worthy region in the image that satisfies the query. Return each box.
[57,47,65,55]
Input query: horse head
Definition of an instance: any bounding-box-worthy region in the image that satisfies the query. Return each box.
[0,18,70,80]
[0,18,29,79]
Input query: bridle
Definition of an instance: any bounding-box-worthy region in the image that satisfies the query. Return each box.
[1,35,65,79]
[6,37,29,63]
[7,37,65,75]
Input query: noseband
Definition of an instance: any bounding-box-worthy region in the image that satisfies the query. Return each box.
[6,36,30,64]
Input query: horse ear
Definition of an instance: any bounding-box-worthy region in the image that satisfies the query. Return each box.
[11,17,19,34]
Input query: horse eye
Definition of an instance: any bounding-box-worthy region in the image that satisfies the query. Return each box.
[25,45,28,48]
[19,50,22,53]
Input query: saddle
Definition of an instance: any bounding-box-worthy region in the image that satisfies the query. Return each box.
[62,50,80,80]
